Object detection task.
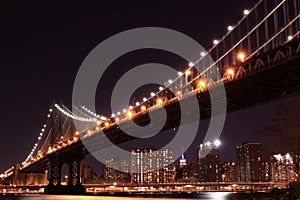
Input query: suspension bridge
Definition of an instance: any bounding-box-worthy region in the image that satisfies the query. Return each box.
[1,0,300,194]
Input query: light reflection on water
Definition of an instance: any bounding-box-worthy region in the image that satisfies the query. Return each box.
[0,192,254,200]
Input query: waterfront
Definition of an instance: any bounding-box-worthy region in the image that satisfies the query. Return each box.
[0,193,263,200]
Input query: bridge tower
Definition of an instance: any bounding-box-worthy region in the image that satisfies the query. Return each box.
[44,103,85,194]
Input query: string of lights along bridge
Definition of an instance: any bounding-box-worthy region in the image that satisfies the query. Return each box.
[1,0,300,181]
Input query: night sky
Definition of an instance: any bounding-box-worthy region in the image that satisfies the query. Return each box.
[0,0,279,173]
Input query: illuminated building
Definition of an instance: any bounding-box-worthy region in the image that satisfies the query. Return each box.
[104,157,130,182]
[236,142,263,182]
[270,153,299,183]
[197,140,221,182]
[220,162,237,182]
[131,148,175,184]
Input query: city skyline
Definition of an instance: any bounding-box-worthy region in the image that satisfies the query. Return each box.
[0,0,269,173]
[0,2,299,198]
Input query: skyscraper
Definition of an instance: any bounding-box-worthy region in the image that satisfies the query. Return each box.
[270,153,299,183]
[236,142,263,182]
[131,148,175,184]
[103,157,130,182]
[197,140,221,182]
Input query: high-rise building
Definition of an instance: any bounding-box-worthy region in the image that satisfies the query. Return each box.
[220,162,237,182]
[270,153,299,183]
[236,142,263,182]
[176,163,199,181]
[103,157,130,182]
[197,140,221,182]
[131,148,175,184]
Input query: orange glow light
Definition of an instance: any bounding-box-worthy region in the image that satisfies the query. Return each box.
[237,52,246,62]
[127,111,133,118]
[185,70,191,76]
[141,105,146,111]
[104,122,110,127]
[156,98,163,106]
[227,68,234,76]
[198,80,206,90]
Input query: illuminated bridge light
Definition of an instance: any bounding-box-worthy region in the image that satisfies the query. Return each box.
[288,35,293,41]
[237,51,246,62]
[185,70,191,76]
[135,102,140,106]
[156,98,163,106]
[226,68,235,79]
[198,80,206,91]
[150,92,155,97]
[188,62,194,67]
[200,51,206,57]
[141,105,146,112]
[243,9,250,15]
[227,25,234,31]
[127,111,133,118]
[143,97,147,102]
[178,71,183,76]
[213,39,219,45]
[159,86,164,91]
[168,79,173,84]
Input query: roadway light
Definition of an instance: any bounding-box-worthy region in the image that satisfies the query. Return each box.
[129,106,133,110]
[150,92,155,97]
[104,122,110,127]
[198,80,206,91]
[178,71,183,76]
[237,52,246,62]
[243,9,250,15]
[141,105,146,111]
[127,111,133,118]
[227,26,234,31]
[227,68,234,75]
[156,98,163,106]
[159,86,164,91]
[189,62,194,67]
[213,39,219,45]
[143,97,147,102]
[135,102,140,106]
[111,113,115,118]
[117,111,121,115]
[287,35,293,41]
[185,70,191,76]
[123,109,127,113]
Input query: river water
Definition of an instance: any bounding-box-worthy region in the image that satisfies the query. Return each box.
[0,193,261,200]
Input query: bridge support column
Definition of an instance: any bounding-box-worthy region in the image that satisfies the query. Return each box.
[45,157,85,195]
[49,159,61,186]
[67,158,82,186]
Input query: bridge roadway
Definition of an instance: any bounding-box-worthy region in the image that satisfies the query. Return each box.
[18,39,300,174]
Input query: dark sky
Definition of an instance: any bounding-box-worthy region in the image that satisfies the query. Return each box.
[0,0,279,173]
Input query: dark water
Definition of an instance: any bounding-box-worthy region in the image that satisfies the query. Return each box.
[0,193,261,200]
